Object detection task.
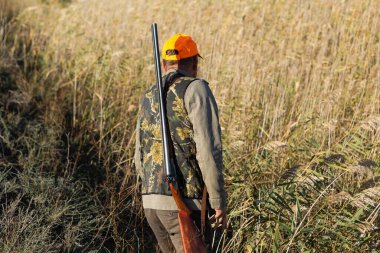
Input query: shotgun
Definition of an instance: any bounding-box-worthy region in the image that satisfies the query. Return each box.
[151,23,208,253]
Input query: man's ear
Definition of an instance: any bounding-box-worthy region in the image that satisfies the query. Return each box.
[162,61,167,72]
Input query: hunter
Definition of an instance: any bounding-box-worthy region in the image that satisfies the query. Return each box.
[134,33,226,252]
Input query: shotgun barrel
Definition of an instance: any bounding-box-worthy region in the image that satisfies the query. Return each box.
[151,23,175,181]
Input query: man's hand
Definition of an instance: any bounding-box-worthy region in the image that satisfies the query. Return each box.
[212,209,227,230]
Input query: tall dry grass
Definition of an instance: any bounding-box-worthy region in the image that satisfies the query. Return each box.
[1,0,379,252]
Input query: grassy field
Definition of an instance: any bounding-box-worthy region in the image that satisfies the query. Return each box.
[1,0,379,252]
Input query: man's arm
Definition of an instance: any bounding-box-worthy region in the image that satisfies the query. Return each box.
[184,80,227,213]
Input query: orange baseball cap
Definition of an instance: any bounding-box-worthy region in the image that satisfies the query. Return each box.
[162,34,201,61]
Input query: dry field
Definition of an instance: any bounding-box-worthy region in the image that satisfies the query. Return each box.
[1,0,379,252]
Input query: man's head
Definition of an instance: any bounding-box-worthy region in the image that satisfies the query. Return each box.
[161,34,201,77]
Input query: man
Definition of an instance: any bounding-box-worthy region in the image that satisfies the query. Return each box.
[134,33,226,253]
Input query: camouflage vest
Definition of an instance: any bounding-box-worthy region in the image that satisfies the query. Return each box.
[138,71,204,199]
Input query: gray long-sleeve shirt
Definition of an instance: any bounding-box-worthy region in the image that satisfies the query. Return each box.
[134,70,226,211]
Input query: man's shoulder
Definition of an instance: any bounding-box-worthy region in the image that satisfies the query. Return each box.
[189,78,209,86]
[175,77,209,93]
[145,84,156,93]
[138,84,157,106]
[141,84,156,98]
[186,79,212,97]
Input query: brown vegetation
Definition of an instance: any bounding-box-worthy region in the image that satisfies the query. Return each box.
[1,0,379,252]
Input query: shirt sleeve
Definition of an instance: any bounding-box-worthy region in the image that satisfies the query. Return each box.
[184,80,226,210]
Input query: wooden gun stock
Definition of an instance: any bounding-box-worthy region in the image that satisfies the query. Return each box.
[169,183,207,253]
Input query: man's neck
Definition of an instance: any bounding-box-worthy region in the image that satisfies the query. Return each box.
[165,68,178,74]
[165,68,194,78]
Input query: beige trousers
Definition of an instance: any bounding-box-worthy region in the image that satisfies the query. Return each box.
[144,209,208,253]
